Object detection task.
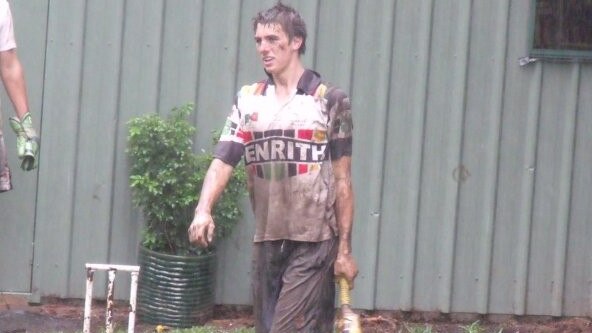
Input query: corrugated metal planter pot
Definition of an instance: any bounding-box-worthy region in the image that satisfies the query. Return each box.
[137,246,216,328]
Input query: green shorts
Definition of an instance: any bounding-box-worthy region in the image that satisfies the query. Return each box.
[252,237,338,333]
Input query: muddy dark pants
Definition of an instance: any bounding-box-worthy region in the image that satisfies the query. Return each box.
[252,237,338,333]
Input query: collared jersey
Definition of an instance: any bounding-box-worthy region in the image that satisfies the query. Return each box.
[214,70,353,242]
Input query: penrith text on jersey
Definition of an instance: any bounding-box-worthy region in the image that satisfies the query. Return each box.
[244,137,328,165]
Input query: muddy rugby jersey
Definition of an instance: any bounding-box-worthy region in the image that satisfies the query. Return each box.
[214,70,353,242]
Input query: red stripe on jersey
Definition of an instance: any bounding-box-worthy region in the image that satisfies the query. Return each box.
[298,129,313,140]
[238,130,253,143]
[298,164,308,174]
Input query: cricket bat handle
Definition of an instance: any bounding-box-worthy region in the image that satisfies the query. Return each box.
[339,277,352,305]
[337,277,362,333]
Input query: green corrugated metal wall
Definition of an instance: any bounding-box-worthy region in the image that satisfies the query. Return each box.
[0,0,590,317]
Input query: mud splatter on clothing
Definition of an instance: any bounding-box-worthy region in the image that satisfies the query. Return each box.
[214,70,353,243]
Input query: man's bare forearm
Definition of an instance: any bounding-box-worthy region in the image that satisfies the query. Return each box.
[195,158,235,215]
[336,180,354,255]
[0,50,29,119]
[332,156,358,283]
[332,156,354,255]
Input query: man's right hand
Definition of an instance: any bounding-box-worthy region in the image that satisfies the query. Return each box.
[9,112,39,171]
[188,212,216,248]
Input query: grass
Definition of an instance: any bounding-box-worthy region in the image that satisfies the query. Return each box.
[167,328,255,333]
[460,321,487,333]
[399,321,503,333]
[402,323,434,333]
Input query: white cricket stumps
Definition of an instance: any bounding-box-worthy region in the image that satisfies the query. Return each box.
[83,263,140,333]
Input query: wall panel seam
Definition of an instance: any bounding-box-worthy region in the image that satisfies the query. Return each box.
[517,62,543,315]
[552,64,580,316]
[30,0,52,294]
[107,0,128,262]
[442,0,472,313]
[65,0,90,296]
[411,0,435,311]
[481,0,511,314]
[373,0,398,309]
[155,0,166,114]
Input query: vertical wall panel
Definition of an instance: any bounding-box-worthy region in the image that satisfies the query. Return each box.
[548,65,578,316]
[527,63,579,316]
[314,0,356,91]
[116,0,163,118]
[158,1,202,113]
[376,0,432,311]
[513,60,543,315]
[109,0,167,299]
[452,0,509,314]
[563,65,592,316]
[69,0,126,298]
[490,0,539,315]
[193,0,242,150]
[348,0,395,309]
[31,0,86,299]
[414,0,470,312]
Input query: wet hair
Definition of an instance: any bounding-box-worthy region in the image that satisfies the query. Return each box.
[252,1,307,55]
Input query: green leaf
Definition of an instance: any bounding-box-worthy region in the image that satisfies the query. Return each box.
[127,103,246,255]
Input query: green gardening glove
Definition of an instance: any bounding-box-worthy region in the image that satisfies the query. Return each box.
[9,112,39,171]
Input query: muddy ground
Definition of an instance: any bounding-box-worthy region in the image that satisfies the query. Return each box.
[0,298,591,332]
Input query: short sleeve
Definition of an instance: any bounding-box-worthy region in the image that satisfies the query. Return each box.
[213,96,246,167]
[0,0,16,52]
[326,87,353,159]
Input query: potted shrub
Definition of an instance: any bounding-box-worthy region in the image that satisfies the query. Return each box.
[126,103,246,327]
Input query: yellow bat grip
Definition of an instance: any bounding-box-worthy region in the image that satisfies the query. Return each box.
[338,277,351,306]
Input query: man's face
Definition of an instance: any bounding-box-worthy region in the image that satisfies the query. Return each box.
[254,23,301,75]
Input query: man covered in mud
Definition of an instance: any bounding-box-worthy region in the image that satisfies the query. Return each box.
[188,2,358,332]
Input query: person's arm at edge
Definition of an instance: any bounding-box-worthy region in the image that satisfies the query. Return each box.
[333,155,359,288]
[0,49,29,120]
[188,158,235,248]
